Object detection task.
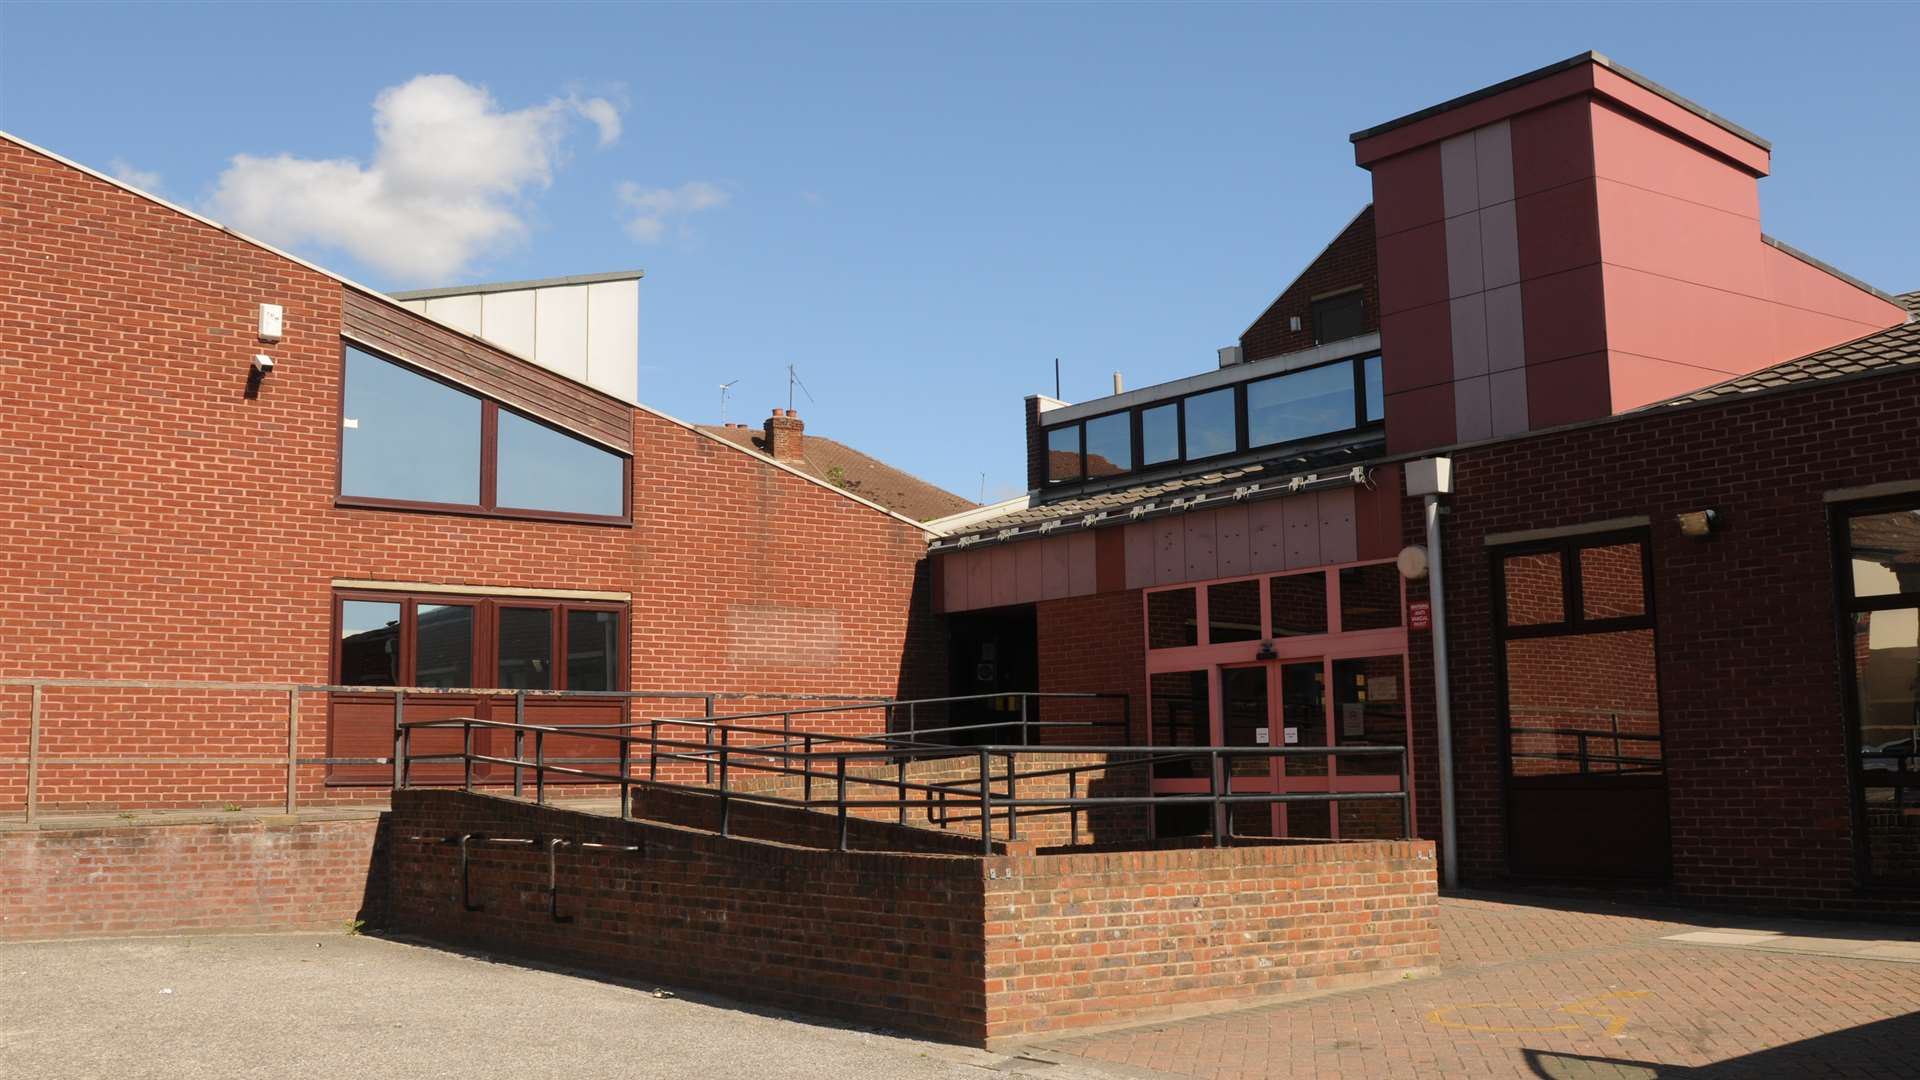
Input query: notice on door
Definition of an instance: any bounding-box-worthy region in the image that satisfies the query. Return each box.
[1341,702,1366,737]
[1283,726,1300,745]
[1254,726,1269,745]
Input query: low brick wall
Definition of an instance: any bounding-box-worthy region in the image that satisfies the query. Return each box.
[0,816,381,941]
[379,790,1438,1046]
[983,839,1440,1040]
[382,789,993,1042]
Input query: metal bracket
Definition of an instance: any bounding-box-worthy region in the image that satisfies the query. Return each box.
[547,838,574,924]
[457,833,483,912]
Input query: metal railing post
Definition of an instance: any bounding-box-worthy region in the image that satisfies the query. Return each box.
[618,734,632,820]
[462,719,474,793]
[803,734,814,804]
[648,717,659,782]
[1211,751,1226,848]
[897,757,907,825]
[1020,695,1030,747]
[704,725,716,785]
[908,702,916,743]
[978,748,993,854]
[535,729,546,805]
[392,691,406,791]
[1068,769,1079,846]
[1005,751,1019,841]
[285,689,299,815]
[718,727,731,837]
[513,691,526,798]
[24,683,42,824]
[1399,747,1412,838]
[836,754,849,851]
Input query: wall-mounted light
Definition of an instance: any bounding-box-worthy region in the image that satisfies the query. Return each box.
[1676,509,1719,538]
[1397,544,1430,581]
[252,353,275,375]
[1255,641,1277,661]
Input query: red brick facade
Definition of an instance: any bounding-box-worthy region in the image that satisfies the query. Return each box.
[0,136,941,813]
[1239,205,1380,362]
[1403,366,1920,914]
[0,817,379,940]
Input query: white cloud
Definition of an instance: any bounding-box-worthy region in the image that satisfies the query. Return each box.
[109,158,162,192]
[618,179,731,243]
[206,74,620,283]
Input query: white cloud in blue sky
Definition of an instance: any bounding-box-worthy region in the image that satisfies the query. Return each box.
[108,158,163,193]
[206,75,621,283]
[618,179,731,243]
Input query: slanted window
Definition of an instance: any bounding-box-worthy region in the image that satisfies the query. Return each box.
[1363,355,1385,423]
[339,343,629,523]
[1148,588,1198,649]
[1312,290,1366,345]
[341,347,482,505]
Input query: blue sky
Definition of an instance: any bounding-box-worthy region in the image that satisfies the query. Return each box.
[3,3,1916,503]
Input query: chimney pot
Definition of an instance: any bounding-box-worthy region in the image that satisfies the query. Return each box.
[764,407,806,461]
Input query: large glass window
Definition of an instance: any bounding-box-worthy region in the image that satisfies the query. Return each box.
[497,411,626,517]
[497,607,554,690]
[1207,580,1261,644]
[334,593,623,691]
[1270,572,1329,637]
[1083,412,1131,477]
[339,344,628,522]
[1150,670,1210,779]
[341,346,482,505]
[567,610,621,691]
[1363,355,1384,424]
[413,604,475,689]
[339,601,401,686]
[1141,403,1179,466]
[1339,564,1402,631]
[1046,424,1081,483]
[1333,655,1407,776]
[1838,501,1920,882]
[1247,362,1358,448]
[1148,588,1198,649]
[1183,387,1236,459]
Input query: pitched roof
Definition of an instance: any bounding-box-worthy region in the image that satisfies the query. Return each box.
[935,436,1381,549]
[1649,292,1920,408]
[699,424,976,523]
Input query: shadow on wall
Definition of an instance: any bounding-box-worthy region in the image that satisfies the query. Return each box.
[1521,1009,1920,1077]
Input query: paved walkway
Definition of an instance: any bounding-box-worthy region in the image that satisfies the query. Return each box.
[1039,893,1920,1079]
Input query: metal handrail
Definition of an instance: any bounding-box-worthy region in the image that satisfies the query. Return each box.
[399,707,1413,853]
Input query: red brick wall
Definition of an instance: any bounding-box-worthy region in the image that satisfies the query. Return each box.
[982,837,1438,1041]
[383,789,993,1043]
[1035,590,1151,842]
[1239,206,1380,362]
[1404,367,1920,913]
[0,138,940,812]
[0,817,379,940]
[381,790,1438,1047]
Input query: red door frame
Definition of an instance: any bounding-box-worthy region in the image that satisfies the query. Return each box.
[1142,559,1414,839]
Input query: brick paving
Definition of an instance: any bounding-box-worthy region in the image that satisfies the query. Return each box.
[1039,892,1920,1079]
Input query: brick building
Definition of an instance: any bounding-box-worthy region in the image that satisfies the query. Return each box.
[0,131,944,814]
[933,53,1918,913]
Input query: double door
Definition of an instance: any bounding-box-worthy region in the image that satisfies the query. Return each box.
[1213,654,1409,838]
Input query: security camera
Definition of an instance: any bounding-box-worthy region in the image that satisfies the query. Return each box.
[253,353,275,374]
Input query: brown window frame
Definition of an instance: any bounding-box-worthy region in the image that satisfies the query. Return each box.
[334,341,634,527]
[330,589,629,692]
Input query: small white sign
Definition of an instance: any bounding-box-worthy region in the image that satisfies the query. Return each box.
[1283,726,1300,745]
[342,417,360,429]
[1254,726,1270,745]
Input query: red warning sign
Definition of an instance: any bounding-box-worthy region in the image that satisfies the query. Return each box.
[1408,600,1432,631]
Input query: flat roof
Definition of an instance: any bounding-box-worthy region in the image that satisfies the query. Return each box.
[392,269,646,301]
[1348,51,1770,152]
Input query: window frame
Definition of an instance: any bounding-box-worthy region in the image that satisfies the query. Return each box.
[1492,530,1656,640]
[1311,288,1367,346]
[1040,352,1384,486]
[330,589,628,692]
[1830,495,1920,884]
[334,342,633,527]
